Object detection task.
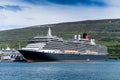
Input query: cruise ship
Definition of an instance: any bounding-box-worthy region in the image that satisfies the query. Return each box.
[18,27,108,62]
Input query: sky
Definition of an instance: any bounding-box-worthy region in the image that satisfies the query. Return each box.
[0,0,120,30]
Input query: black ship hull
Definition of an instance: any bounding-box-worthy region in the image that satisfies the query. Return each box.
[18,50,108,62]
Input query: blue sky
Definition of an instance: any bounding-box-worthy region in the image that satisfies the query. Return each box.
[0,0,120,30]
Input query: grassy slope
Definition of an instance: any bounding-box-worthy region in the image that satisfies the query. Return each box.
[0,19,120,58]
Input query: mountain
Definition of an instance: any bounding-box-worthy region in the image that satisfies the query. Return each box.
[0,19,120,58]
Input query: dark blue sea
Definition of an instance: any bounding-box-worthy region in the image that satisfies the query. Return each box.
[0,60,120,80]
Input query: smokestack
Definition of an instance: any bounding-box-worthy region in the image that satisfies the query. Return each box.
[78,35,81,40]
[86,35,89,40]
[74,35,77,40]
[82,33,89,40]
[83,33,87,39]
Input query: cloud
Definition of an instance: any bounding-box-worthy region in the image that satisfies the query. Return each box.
[4,5,23,11]
[0,5,23,11]
[47,0,107,6]
[0,0,120,30]
[19,0,107,7]
[0,6,4,9]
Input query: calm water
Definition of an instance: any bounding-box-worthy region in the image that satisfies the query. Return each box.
[0,60,120,80]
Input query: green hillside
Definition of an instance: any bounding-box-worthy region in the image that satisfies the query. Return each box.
[0,19,120,59]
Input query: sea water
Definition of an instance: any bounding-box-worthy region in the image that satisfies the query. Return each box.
[0,60,120,80]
